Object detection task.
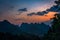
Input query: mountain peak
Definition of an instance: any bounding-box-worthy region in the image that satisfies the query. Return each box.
[1,20,11,24]
[3,20,9,22]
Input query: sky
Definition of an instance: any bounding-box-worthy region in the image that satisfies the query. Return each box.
[0,0,57,25]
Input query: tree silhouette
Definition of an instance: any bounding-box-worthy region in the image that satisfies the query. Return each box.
[43,12,60,40]
[43,0,60,40]
[0,32,41,40]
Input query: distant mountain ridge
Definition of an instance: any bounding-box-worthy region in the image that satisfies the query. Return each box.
[0,20,50,37]
[0,20,21,35]
[20,23,50,36]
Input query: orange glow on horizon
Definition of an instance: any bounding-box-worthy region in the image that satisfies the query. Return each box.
[0,12,57,25]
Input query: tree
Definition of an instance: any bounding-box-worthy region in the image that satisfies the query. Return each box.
[43,0,60,40]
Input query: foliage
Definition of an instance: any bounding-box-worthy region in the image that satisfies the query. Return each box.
[0,32,41,40]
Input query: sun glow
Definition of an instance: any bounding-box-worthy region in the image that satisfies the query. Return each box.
[6,12,57,25]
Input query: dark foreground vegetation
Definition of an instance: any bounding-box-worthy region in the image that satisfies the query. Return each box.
[43,14,60,40]
[0,32,41,40]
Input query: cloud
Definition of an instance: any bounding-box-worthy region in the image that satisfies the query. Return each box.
[27,2,60,16]
[55,0,60,5]
[36,11,48,15]
[46,5,59,12]
[17,8,27,15]
[46,0,60,12]
[27,0,60,16]
[18,8,27,12]
[27,11,48,16]
[27,12,36,16]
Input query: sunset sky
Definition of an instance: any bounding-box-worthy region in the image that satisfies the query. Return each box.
[0,0,57,25]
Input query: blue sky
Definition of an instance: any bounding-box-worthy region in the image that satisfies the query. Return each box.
[0,0,56,25]
[0,0,55,12]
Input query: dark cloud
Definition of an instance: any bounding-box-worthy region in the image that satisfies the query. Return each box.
[46,5,59,12]
[17,8,27,15]
[27,12,36,16]
[18,8,27,12]
[46,0,60,12]
[27,0,60,16]
[36,11,48,15]
[27,1,60,16]
[55,0,60,5]
[27,11,48,16]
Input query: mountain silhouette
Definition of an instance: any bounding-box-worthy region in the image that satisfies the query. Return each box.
[20,23,50,37]
[0,20,41,40]
[0,20,21,35]
[0,20,50,37]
